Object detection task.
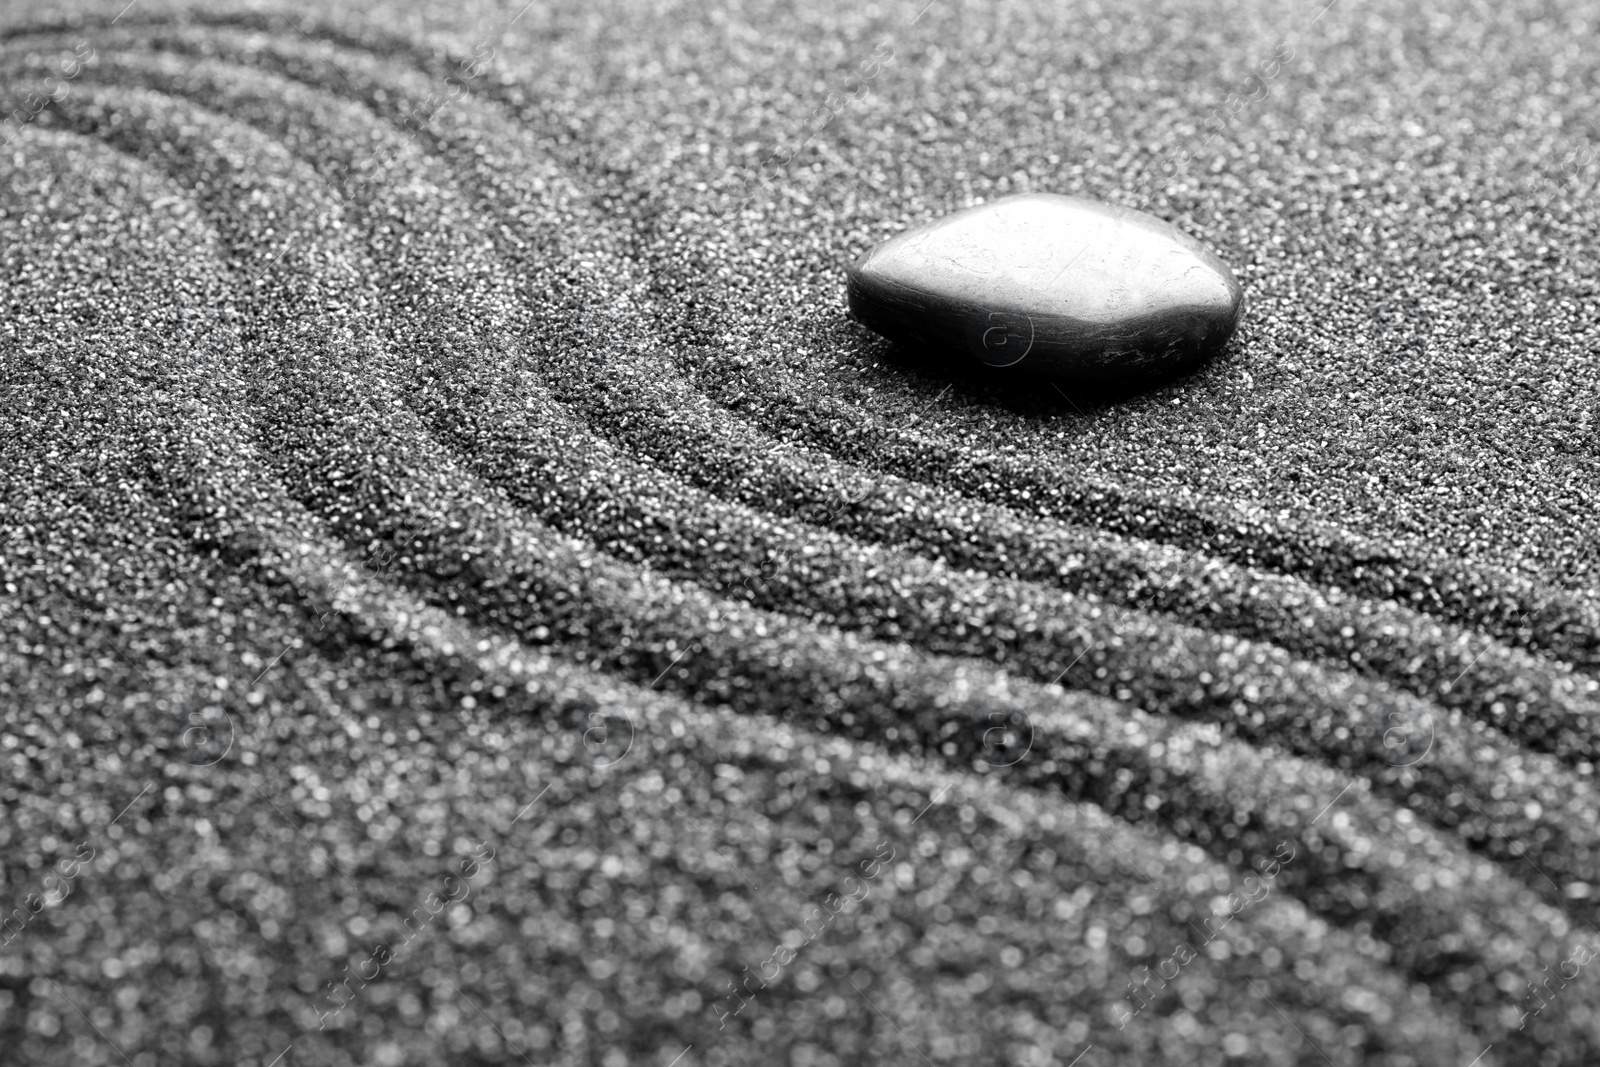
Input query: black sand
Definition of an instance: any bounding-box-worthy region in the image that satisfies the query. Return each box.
[2,0,1598,1064]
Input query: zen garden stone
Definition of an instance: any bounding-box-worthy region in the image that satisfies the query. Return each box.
[847,193,1245,384]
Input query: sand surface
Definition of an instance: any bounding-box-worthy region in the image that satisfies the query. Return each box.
[2,0,1599,1064]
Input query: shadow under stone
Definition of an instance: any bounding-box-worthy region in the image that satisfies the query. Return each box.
[860,323,1248,420]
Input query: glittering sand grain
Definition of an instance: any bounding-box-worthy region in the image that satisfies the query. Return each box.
[2,1,1599,1064]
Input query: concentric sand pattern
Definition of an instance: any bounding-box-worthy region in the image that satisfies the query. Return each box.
[2,4,1599,1066]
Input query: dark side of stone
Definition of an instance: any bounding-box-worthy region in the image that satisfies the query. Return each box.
[847,193,1245,384]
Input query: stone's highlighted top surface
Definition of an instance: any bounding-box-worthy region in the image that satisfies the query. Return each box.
[887,196,1235,320]
[847,193,1245,383]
